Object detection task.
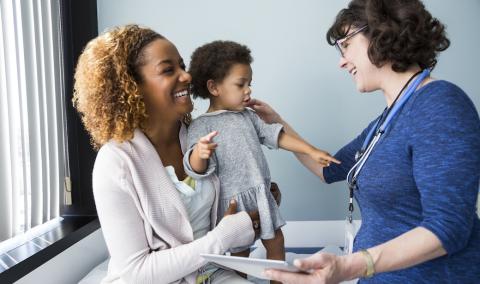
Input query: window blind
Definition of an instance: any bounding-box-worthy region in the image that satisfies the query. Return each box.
[0,0,67,242]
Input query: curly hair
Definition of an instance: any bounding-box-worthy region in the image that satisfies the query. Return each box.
[189,40,253,99]
[326,0,450,72]
[73,25,175,149]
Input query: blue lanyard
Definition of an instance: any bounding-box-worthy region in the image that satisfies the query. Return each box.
[346,69,430,222]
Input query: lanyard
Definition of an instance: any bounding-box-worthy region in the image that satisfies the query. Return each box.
[346,69,430,223]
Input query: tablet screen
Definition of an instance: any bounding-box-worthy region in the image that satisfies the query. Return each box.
[200,253,306,280]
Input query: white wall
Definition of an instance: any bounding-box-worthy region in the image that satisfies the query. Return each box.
[97,0,480,220]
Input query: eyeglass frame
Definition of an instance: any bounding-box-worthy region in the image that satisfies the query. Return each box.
[334,25,368,57]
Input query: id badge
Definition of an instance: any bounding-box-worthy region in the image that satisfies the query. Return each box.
[344,219,356,255]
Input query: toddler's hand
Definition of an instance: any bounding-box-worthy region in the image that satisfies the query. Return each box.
[195,131,218,160]
[308,148,341,167]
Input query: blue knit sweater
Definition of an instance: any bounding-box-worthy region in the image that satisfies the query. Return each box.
[324,80,480,283]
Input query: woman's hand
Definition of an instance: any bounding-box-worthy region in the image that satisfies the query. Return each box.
[246,98,282,124]
[270,182,282,206]
[265,253,351,284]
[214,200,257,251]
[224,200,261,237]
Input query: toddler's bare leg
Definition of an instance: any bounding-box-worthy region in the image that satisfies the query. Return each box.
[231,248,250,278]
[261,229,285,284]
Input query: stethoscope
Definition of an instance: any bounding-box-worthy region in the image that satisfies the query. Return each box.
[346,68,431,223]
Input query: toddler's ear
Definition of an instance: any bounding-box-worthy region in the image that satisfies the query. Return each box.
[207,79,220,97]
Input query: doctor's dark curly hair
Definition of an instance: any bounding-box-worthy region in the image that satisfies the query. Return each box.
[73,25,191,149]
[189,40,253,99]
[326,0,450,72]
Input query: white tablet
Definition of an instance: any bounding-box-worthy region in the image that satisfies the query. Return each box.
[200,253,307,280]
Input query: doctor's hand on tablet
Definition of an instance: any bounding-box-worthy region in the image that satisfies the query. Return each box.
[264,252,350,284]
[223,199,261,237]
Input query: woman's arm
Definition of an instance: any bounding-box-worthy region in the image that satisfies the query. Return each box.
[265,226,446,283]
[94,146,254,283]
[360,227,446,276]
[345,227,446,279]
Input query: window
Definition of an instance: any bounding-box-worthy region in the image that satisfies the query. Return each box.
[0,0,105,280]
[0,0,67,245]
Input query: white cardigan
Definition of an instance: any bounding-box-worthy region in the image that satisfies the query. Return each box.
[92,124,254,284]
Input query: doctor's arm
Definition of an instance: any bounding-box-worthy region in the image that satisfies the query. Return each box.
[265,227,446,283]
[266,89,480,283]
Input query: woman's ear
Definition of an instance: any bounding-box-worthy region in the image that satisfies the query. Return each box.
[207,79,219,97]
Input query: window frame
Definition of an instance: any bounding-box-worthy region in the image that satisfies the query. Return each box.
[60,0,98,217]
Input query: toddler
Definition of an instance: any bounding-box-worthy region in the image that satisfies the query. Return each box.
[183,40,339,277]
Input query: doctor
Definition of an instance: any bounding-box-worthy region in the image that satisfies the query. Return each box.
[251,0,480,282]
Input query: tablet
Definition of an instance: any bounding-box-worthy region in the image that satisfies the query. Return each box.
[200,253,306,280]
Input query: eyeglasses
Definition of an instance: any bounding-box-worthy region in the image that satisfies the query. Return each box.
[334,25,368,57]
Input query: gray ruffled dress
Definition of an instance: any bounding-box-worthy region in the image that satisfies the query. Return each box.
[183,109,286,252]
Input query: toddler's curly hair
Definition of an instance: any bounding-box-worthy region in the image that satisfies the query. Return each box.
[189,40,253,99]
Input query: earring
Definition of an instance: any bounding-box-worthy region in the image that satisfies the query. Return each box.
[183,112,192,125]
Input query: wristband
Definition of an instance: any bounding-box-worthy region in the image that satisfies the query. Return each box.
[360,249,375,278]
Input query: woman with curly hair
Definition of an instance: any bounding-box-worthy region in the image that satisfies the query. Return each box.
[250,0,480,283]
[73,24,259,283]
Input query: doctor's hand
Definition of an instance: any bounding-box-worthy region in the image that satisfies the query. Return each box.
[223,200,261,237]
[246,98,282,124]
[264,252,352,284]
